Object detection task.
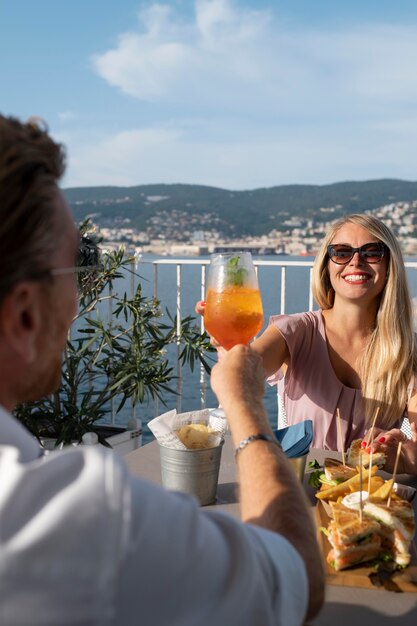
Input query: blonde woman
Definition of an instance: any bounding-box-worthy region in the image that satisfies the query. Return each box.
[197,214,417,473]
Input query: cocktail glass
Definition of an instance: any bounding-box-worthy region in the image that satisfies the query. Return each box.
[204,252,264,350]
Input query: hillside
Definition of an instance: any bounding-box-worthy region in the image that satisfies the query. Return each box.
[63,179,417,238]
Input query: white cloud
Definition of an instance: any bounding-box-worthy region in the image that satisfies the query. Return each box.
[66,2,417,189]
[91,1,417,116]
[195,0,270,46]
[62,117,417,190]
[91,0,277,106]
[65,127,182,187]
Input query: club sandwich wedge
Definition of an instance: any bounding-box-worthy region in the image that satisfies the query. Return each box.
[327,503,382,570]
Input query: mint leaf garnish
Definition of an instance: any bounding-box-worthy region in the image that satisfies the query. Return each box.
[225,256,248,287]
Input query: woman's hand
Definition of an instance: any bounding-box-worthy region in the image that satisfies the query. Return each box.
[194,300,206,317]
[195,300,227,360]
[366,422,417,474]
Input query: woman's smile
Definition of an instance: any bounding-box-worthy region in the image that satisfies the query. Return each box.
[342,271,372,285]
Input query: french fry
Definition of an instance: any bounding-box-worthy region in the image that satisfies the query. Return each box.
[368,476,385,493]
[347,478,384,493]
[315,465,378,501]
[369,478,394,500]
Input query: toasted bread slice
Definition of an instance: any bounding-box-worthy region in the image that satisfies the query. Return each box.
[329,517,381,546]
[388,499,415,520]
[324,458,357,482]
[330,502,359,525]
[363,500,415,542]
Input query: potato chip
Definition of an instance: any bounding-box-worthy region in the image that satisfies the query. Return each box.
[176,423,217,449]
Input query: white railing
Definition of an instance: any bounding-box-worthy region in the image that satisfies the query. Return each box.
[152,259,316,315]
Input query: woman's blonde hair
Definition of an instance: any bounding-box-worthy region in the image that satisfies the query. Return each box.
[312,213,417,429]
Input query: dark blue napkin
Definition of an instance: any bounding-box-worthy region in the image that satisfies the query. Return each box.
[273,420,313,458]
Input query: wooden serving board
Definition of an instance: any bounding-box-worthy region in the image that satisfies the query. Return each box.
[315,501,417,592]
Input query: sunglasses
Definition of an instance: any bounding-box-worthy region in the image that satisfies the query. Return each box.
[327,242,386,265]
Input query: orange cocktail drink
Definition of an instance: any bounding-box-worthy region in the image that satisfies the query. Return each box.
[204,252,264,350]
[205,286,263,350]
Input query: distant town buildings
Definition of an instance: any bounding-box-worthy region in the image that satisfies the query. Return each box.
[91,199,417,257]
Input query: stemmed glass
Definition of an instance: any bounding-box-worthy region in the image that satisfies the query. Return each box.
[204,252,264,350]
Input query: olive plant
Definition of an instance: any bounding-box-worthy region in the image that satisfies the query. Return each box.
[15,224,214,446]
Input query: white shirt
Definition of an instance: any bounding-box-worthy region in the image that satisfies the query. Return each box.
[0,409,308,626]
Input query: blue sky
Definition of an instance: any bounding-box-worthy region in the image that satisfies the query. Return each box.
[2,0,417,189]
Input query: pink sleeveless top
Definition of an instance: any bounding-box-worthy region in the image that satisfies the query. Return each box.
[267,310,401,450]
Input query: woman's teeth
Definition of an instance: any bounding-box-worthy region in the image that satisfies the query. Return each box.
[344,275,368,282]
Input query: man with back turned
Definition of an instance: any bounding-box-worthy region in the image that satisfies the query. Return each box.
[0,114,324,625]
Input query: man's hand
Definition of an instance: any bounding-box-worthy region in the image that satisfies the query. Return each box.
[210,345,265,414]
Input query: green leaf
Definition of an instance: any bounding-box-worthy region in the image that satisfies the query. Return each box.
[225,255,248,287]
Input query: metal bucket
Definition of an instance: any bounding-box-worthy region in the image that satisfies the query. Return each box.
[288,454,308,482]
[159,441,224,506]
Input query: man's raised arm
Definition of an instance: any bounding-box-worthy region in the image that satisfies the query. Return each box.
[211,345,324,622]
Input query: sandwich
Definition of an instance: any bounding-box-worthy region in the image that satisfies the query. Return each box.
[363,498,415,567]
[308,457,357,489]
[323,458,357,482]
[326,502,382,570]
[347,439,386,469]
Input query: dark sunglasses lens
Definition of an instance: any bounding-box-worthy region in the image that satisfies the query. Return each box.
[361,244,384,262]
[328,246,353,263]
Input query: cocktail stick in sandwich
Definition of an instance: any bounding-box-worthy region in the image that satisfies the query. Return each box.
[347,439,386,469]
